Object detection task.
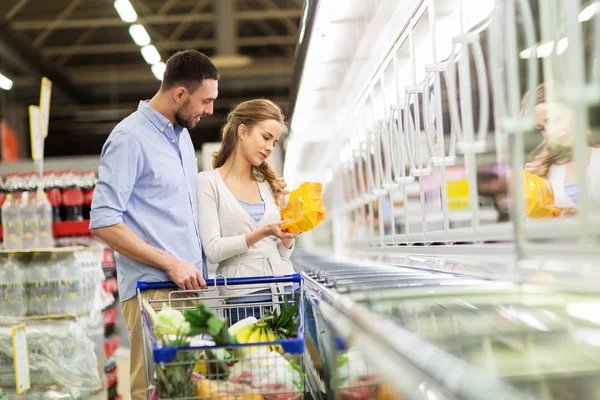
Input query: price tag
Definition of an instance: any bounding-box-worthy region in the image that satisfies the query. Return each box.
[29,106,43,161]
[11,324,30,394]
[39,77,52,138]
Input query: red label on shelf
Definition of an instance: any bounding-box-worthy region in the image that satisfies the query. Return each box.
[106,366,118,387]
[102,277,118,294]
[102,248,115,265]
[103,307,117,326]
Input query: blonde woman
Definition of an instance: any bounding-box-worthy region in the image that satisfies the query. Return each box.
[196,99,298,320]
[523,83,600,213]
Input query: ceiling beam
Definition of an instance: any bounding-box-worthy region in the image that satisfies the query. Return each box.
[0,17,88,104]
[11,9,302,30]
[5,0,30,21]
[33,0,82,47]
[256,0,299,37]
[41,36,297,56]
[13,57,294,86]
[168,0,212,41]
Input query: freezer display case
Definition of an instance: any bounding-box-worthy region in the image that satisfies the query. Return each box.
[288,0,600,399]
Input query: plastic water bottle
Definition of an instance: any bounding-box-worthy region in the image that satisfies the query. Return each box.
[0,254,25,316]
[37,192,55,248]
[21,192,39,249]
[2,194,22,250]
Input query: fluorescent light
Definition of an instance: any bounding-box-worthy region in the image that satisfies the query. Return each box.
[519,48,532,59]
[129,24,151,47]
[141,45,161,65]
[579,2,599,22]
[519,38,568,59]
[151,62,166,81]
[0,72,13,90]
[556,37,569,55]
[114,0,137,23]
[536,41,555,57]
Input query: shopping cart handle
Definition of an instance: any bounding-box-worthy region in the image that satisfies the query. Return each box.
[137,273,302,292]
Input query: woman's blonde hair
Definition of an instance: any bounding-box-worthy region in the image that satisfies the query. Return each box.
[213,99,288,204]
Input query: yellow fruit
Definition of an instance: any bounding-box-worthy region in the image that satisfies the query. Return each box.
[260,328,268,343]
[248,327,261,343]
[236,325,254,343]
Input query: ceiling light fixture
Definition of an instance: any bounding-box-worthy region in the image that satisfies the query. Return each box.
[151,62,166,81]
[114,0,138,23]
[0,72,13,90]
[129,24,151,47]
[578,2,599,22]
[141,45,161,65]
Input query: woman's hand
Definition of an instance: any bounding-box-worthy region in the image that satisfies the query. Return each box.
[245,220,298,248]
[524,157,543,175]
[275,177,289,195]
[263,219,299,241]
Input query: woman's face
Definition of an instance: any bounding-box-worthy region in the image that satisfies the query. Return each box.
[238,119,283,166]
[534,102,575,148]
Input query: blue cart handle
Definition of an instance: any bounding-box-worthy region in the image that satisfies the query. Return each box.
[137,273,302,292]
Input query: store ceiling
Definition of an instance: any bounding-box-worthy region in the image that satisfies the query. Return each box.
[0,0,303,156]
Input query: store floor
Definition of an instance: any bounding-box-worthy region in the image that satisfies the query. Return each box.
[115,347,131,400]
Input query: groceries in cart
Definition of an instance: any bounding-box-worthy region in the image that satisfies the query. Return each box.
[281,182,326,233]
[522,171,562,218]
[336,347,401,400]
[142,276,304,400]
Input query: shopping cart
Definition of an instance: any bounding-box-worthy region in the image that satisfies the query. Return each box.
[137,274,305,400]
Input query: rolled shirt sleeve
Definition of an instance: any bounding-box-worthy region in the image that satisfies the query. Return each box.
[90,131,142,229]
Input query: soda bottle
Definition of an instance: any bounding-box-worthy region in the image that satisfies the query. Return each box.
[62,170,84,221]
[2,194,22,250]
[37,192,55,248]
[45,171,63,223]
[21,192,39,249]
[82,170,96,220]
[0,178,6,227]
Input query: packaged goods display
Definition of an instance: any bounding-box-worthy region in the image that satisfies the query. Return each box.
[0,249,107,317]
[0,170,97,235]
[0,317,103,397]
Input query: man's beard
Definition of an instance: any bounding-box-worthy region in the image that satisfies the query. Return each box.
[175,112,196,130]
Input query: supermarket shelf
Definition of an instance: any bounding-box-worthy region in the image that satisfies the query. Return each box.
[0,245,87,253]
[0,220,92,242]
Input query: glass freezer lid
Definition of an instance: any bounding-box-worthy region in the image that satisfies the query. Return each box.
[363,287,600,396]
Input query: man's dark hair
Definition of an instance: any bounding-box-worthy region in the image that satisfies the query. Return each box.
[161,50,219,93]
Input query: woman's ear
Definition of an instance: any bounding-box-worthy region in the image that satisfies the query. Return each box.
[237,124,247,139]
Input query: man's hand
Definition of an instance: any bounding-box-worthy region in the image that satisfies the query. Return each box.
[276,177,289,195]
[165,258,207,291]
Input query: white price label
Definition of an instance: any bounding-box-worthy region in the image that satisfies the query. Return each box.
[11,324,30,394]
[29,106,43,161]
[39,77,52,138]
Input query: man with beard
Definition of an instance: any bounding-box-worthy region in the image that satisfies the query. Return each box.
[90,50,218,399]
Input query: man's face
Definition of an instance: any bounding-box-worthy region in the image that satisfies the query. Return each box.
[175,79,218,129]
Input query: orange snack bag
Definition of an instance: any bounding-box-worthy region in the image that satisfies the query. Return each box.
[522,171,561,218]
[281,182,327,233]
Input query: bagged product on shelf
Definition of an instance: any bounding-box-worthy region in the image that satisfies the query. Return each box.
[0,317,103,396]
[280,182,327,233]
[522,171,562,218]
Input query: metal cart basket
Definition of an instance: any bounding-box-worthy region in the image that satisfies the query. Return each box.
[137,274,305,400]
